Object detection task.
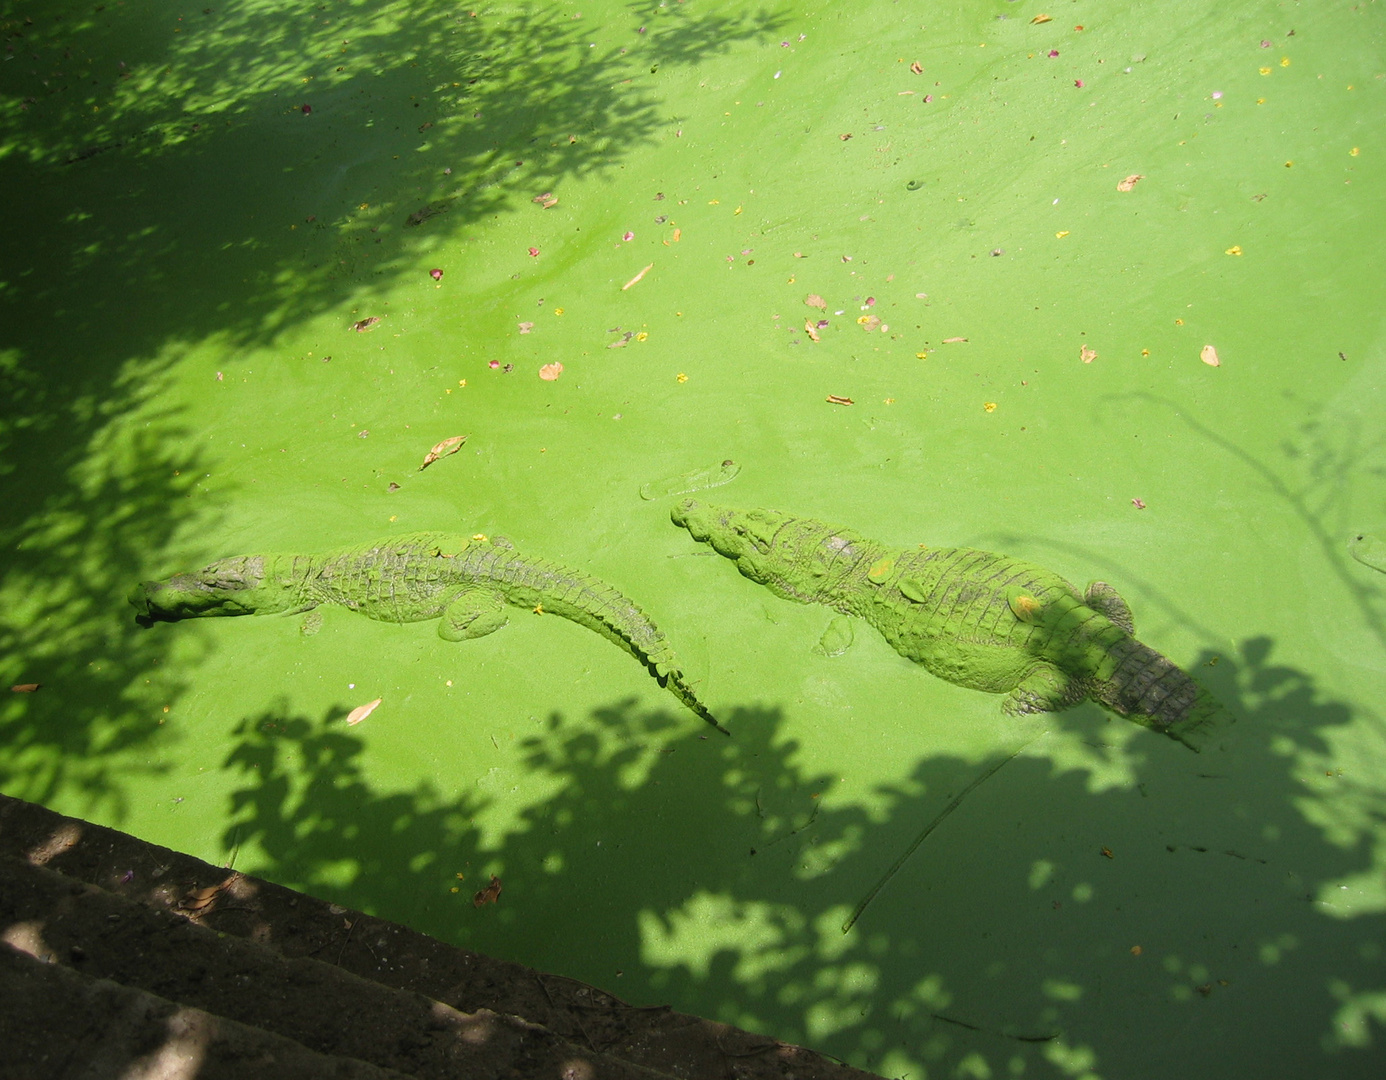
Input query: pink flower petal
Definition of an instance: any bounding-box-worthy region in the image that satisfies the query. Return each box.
[429,268,443,281]
[622,231,635,241]
[528,247,540,257]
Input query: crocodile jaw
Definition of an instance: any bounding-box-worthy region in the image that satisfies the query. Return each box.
[130,555,275,624]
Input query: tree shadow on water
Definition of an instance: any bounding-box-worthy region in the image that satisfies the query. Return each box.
[220,637,1386,1078]
[0,0,784,812]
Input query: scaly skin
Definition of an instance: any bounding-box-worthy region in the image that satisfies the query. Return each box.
[130,531,725,734]
[672,501,1223,750]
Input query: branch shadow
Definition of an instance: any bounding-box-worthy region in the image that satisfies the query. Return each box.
[217,638,1386,1078]
[0,0,785,811]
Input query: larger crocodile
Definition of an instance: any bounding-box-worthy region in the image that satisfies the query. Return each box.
[672,500,1224,749]
[130,531,725,734]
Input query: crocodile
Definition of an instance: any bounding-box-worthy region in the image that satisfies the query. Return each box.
[672,500,1224,750]
[130,531,726,734]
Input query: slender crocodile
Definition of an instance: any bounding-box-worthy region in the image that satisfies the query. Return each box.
[130,531,726,734]
[672,500,1225,750]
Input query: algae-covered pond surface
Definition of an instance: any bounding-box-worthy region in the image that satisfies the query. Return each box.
[3,1,1385,1075]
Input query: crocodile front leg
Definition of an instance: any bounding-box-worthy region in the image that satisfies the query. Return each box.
[439,588,509,641]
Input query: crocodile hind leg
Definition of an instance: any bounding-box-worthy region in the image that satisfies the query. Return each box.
[439,588,509,641]
[1002,663,1088,716]
[1084,581,1135,634]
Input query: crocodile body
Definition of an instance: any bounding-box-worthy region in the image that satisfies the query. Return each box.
[672,500,1222,749]
[130,531,724,734]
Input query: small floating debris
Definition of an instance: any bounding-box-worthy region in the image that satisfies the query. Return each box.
[346,698,382,726]
[420,434,469,471]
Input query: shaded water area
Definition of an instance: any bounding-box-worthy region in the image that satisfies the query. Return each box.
[3,1,1385,1076]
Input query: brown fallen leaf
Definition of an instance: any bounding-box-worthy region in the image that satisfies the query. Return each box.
[1116,174,1145,192]
[473,875,503,907]
[539,362,564,381]
[858,314,881,332]
[419,434,469,470]
[178,873,240,918]
[826,395,854,406]
[1081,345,1097,363]
[11,683,40,693]
[346,697,382,726]
[804,319,821,343]
[351,316,382,332]
[805,294,827,311]
[1201,344,1221,367]
[910,61,923,75]
[1031,13,1053,24]
[942,336,968,344]
[608,331,634,349]
[622,263,654,290]
[532,192,558,208]
[518,321,535,334]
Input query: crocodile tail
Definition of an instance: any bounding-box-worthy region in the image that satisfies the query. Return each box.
[1090,636,1229,751]
[662,672,731,736]
[489,555,728,735]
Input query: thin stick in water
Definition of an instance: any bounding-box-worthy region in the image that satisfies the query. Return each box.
[842,732,1045,934]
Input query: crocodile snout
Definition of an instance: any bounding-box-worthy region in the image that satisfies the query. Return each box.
[670,498,709,538]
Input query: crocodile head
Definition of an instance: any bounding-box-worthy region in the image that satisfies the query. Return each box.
[672,500,867,604]
[129,555,283,626]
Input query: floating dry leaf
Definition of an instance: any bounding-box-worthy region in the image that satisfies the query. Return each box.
[805,294,827,310]
[473,875,503,907]
[608,331,634,349]
[351,316,382,332]
[518,321,534,334]
[532,192,558,208]
[858,314,881,332]
[346,697,383,726]
[1116,174,1144,192]
[1201,345,1221,367]
[826,395,854,406]
[1031,13,1053,24]
[804,320,821,342]
[910,61,923,75]
[419,434,469,470]
[622,263,654,290]
[942,336,968,344]
[1081,346,1097,364]
[10,683,40,693]
[539,362,564,381]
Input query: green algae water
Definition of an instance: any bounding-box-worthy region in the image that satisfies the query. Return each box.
[3,1,1385,1076]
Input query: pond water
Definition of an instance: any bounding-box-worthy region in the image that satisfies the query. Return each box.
[3,2,1384,1076]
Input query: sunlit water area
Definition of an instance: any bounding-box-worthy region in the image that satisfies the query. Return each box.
[3,1,1385,1076]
